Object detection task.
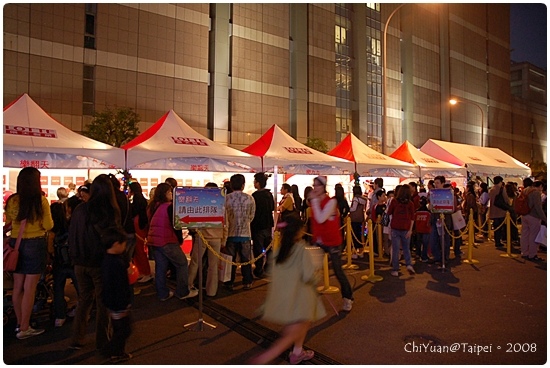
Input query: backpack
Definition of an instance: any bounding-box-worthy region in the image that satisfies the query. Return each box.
[54,232,72,267]
[514,191,531,216]
[350,197,366,223]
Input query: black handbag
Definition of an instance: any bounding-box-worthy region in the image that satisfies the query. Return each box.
[493,187,511,211]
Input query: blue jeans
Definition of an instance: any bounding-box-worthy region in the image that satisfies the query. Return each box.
[224,240,253,285]
[417,233,430,261]
[351,222,364,251]
[391,229,413,271]
[317,244,353,300]
[251,229,272,276]
[152,243,190,299]
[53,265,80,319]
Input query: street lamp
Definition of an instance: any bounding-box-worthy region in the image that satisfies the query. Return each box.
[382,3,406,154]
[449,98,485,147]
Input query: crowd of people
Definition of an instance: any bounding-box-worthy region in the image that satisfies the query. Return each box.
[3,167,546,364]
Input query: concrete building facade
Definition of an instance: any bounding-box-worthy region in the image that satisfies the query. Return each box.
[3,3,545,165]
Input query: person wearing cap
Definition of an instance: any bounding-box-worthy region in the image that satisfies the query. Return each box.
[308,176,354,312]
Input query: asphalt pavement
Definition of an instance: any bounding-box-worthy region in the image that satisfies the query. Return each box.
[3,238,547,365]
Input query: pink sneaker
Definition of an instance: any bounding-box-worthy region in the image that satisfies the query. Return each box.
[289,349,314,364]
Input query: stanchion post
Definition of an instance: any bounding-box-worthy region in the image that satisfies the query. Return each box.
[343,216,359,270]
[463,210,479,264]
[501,211,518,258]
[438,213,447,271]
[488,219,494,241]
[184,232,216,331]
[273,230,281,251]
[317,252,340,294]
[361,219,383,282]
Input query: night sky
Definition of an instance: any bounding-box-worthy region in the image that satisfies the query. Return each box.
[510,3,547,70]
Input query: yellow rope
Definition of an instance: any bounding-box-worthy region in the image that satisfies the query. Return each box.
[441,217,469,239]
[350,223,368,246]
[491,217,508,232]
[196,230,274,267]
[473,216,490,231]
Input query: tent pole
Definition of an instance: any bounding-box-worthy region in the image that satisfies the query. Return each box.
[273,165,278,229]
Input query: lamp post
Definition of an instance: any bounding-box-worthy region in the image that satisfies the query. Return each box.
[449,98,485,147]
[382,3,406,154]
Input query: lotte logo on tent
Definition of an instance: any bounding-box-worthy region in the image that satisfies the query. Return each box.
[5,125,57,138]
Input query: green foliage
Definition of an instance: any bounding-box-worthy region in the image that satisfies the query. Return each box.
[529,160,547,181]
[305,137,329,153]
[83,106,140,147]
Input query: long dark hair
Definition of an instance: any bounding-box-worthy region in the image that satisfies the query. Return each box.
[87,174,121,228]
[147,182,172,218]
[50,202,68,235]
[130,182,148,230]
[9,167,44,223]
[396,184,412,203]
[276,212,304,265]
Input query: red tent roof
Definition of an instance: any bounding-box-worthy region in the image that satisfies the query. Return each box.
[328,133,416,177]
[242,124,353,175]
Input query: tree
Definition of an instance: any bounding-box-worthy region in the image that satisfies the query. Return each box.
[83,106,140,147]
[529,160,547,181]
[305,137,329,153]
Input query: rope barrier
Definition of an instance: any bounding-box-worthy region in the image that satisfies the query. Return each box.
[441,217,469,239]
[195,206,521,272]
[196,229,275,267]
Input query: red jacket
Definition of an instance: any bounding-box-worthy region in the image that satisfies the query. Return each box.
[387,199,415,231]
[310,195,343,247]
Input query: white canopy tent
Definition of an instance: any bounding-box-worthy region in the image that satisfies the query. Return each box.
[122,110,260,172]
[242,124,354,175]
[390,140,467,178]
[3,93,125,169]
[327,133,417,178]
[420,139,531,178]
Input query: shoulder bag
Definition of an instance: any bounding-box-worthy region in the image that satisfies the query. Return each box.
[4,219,27,272]
[493,187,511,211]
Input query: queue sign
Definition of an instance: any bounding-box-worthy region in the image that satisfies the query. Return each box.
[430,188,455,214]
[173,187,225,230]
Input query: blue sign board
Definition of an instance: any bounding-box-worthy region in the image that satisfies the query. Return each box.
[429,188,455,214]
[173,187,225,229]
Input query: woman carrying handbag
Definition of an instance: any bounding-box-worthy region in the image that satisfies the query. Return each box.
[4,167,53,339]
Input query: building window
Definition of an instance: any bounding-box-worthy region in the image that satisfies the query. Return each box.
[365,4,382,151]
[335,4,353,143]
[83,65,95,116]
[510,69,522,82]
[84,4,97,49]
